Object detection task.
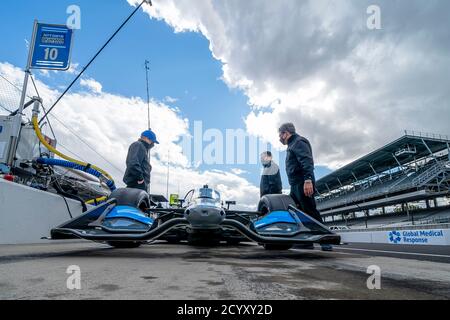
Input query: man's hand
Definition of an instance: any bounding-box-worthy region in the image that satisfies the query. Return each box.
[304,180,314,197]
[137,179,145,185]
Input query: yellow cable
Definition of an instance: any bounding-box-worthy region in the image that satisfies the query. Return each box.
[32,115,114,183]
[86,196,108,205]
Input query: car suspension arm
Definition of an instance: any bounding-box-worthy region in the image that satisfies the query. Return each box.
[52,218,189,241]
[221,219,341,245]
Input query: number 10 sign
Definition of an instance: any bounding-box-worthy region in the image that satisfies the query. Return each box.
[30,22,74,70]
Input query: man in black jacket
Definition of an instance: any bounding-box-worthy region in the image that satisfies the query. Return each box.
[260,151,283,197]
[278,123,332,251]
[123,130,159,192]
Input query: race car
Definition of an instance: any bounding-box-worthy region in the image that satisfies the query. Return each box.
[50,185,340,250]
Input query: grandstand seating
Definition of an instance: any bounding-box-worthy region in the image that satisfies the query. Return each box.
[316,132,450,229]
[328,207,450,229]
[317,159,449,211]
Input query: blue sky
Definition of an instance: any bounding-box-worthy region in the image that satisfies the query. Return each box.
[1,0,337,194]
[1,0,449,207]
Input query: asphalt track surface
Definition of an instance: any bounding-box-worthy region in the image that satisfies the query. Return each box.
[0,241,449,300]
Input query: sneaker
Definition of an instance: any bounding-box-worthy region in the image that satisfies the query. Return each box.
[321,244,333,251]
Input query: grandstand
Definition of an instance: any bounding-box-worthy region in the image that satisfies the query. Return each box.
[316,131,450,229]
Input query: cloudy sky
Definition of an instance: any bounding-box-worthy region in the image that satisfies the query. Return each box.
[1,0,449,209]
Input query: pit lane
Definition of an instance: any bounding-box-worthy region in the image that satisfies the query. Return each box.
[0,241,449,300]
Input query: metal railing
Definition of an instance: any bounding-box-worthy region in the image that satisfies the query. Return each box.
[415,217,450,226]
[411,161,446,187]
[404,130,449,141]
[0,73,23,114]
[338,223,450,233]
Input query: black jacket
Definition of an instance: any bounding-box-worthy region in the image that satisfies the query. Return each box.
[285,134,315,186]
[123,140,152,187]
[260,161,283,197]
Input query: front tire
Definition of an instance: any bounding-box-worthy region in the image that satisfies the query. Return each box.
[257,194,296,216]
[108,188,150,212]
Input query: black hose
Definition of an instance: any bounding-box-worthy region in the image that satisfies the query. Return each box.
[52,179,87,214]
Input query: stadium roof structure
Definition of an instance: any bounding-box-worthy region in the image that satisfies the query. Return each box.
[316,131,450,194]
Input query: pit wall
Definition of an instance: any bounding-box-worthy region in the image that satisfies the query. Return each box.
[339,228,450,246]
[0,179,86,244]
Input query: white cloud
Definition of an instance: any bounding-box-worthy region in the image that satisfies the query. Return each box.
[0,61,260,209]
[39,69,50,77]
[80,78,102,94]
[67,62,80,75]
[129,0,450,169]
[164,96,178,104]
[36,62,80,78]
[231,168,248,175]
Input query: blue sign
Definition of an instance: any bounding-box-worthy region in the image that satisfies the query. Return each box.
[388,229,445,245]
[30,23,74,70]
[388,231,402,244]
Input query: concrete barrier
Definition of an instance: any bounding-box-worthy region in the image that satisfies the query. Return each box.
[0,179,86,244]
[339,228,450,246]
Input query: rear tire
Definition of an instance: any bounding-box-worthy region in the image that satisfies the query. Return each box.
[108,188,150,211]
[257,194,296,216]
[263,244,292,250]
[107,241,142,248]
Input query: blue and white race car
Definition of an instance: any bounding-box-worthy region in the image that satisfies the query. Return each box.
[50,185,340,250]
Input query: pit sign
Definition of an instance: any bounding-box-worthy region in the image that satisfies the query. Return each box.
[30,22,74,70]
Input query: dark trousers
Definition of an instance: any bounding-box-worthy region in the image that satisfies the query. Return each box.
[260,189,282,198]
[290,183,323,223]
[126,183,148,192]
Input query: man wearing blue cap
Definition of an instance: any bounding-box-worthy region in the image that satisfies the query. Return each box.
[123,130,159,192]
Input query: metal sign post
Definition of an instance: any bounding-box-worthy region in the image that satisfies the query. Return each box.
[6,21,37,166]
[6,21,74,166]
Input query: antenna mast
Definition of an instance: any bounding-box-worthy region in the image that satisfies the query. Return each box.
[145,60,151,129]
[166,149,170,201]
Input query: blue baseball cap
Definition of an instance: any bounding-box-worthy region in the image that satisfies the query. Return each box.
[141,130,159,144]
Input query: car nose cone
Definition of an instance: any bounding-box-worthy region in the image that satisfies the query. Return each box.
[185,205,225,229]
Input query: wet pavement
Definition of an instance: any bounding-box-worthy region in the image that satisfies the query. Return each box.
[1,241,449,300]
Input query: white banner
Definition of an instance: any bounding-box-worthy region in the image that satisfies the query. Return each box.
[340,228,450,246]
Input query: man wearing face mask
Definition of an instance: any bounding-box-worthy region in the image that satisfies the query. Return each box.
[123,130,159,192]
[260,151,283,198]
[278,123,332,251]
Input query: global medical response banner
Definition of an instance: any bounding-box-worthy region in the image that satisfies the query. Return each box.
[383,229,448,245]
[340,228,450,246]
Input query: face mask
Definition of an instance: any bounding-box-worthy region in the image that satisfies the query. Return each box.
[261,159,271,166]
[149,142,155,149]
